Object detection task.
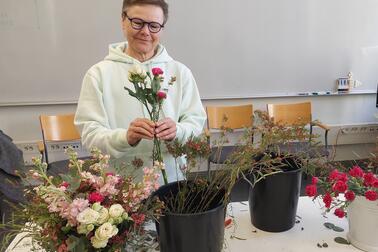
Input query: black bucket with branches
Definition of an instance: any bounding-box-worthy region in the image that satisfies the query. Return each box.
[153,180,226,252]
[248,156,302,232]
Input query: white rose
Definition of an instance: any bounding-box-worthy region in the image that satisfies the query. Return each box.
[77,208,99,225]
[94,222,118,241]
[77,224,88,235]
[91,236,108,249]
[108,204,124,219]
[128,65,147,80]
[97,207,109,224]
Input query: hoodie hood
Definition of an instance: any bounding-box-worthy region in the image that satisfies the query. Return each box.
[104,42,173,65]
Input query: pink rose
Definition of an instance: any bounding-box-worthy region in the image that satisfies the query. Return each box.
[334,208,345,218]
[60,181,70,188]
[365,190,378,201]
[105,172,114,177]
[152,67,163,76]
[157,91,167,100]
[349,166,364,178]
[345,190,355,201]
[305,184,317,197]
[88,192,104,203]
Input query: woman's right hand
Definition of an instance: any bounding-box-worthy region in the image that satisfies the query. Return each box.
[127,118,155,146]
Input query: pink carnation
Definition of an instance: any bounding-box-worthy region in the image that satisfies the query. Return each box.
[311,177,319,184]
[363,172,376,187]
[157,91,167,100]
[332,180,348,193]
[305,184,317,197]
[152,67,163,76]
[365,190,378,201]
[88,192,104,203]
[328,169,340,181]
[334,208,345,218]
[349,166,364,178]
[345,190,355,201]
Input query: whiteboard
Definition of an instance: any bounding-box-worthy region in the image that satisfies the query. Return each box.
[1,0,378,103]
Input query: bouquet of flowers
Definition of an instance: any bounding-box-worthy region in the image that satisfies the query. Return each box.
[306,166,378,218]
[1,148,163,252]
[125,66,176,185]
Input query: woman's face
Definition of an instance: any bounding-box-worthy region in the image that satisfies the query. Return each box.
[122,5,165,61]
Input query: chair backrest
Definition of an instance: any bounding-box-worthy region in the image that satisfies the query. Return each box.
[206,104,253,129]
[267,102,312,126]
[39,114,80,141]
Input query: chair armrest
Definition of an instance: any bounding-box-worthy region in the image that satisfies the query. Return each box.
[311,121,330,131]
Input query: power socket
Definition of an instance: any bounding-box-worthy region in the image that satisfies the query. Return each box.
[15,141,42,166]
[45,141,90,163]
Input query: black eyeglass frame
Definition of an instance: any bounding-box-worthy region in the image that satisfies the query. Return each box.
[122,12,164,33]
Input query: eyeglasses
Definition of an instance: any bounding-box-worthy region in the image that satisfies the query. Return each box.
[123,12,164,33]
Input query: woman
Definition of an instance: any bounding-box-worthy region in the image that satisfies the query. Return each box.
[74,0,206,182]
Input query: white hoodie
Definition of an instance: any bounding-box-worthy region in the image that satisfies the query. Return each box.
[74,42,206,182]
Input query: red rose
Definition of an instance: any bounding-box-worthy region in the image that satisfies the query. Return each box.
[152,67,164,76]
[305,184,317,197]
[345,190,355,201]
[363,172,376,187]
[334,208,345,218]
[365,190,378,201]
[332,180,347,193]
[88,192,104,203]
[323,193,332,208]
[311,177,319,185]
[349,166,364,178]
[157,91,167,100]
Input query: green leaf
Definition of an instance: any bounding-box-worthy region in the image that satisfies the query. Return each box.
[332,226,344,232]
[334,237,350,245]
[324,222,335,229]
[67,235,89,252]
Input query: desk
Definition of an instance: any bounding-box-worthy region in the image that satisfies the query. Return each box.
[6,197,359,252]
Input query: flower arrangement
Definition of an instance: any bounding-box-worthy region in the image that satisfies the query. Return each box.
[125,65,176,185]
[1,148,163,252]
[305,165,378,218]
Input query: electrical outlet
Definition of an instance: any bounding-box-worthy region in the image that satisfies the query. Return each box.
[45,141,90,163]
[15,141,42,166]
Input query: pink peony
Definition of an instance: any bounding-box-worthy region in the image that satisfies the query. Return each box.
[152,67,163,76]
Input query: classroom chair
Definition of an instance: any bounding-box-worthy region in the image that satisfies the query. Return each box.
[39,114,89,176]
[266,101,330,157]
[206,104,253,177]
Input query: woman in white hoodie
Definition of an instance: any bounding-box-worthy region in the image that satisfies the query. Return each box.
[74,0,206,182]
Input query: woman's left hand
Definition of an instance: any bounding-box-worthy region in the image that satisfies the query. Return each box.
[155,117,177,141]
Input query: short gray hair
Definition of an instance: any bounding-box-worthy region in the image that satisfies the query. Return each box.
[122,0,169,24]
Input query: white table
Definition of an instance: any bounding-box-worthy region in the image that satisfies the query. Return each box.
[224,197,359,251]
[6,197,360,252]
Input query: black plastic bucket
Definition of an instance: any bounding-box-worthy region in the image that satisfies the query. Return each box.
[248,162,302,232]
[154,181,225,252]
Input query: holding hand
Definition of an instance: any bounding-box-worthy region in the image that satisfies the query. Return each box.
[155,117,177,141]
[127,118,155,146]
